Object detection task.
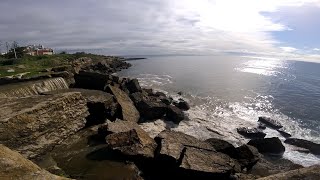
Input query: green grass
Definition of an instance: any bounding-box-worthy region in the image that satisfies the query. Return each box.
[0,53,115,78]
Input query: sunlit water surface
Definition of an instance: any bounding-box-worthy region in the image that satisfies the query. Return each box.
[117,55,320,166]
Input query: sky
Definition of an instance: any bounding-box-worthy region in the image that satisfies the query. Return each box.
[0,0,320,61]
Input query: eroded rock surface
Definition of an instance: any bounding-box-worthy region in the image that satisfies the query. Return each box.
[0,92,89,159]
[0,144,71,180]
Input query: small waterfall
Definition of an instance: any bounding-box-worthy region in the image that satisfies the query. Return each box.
[0,77,69,98]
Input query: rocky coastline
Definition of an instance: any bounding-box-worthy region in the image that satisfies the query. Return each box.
[0,53,319,180]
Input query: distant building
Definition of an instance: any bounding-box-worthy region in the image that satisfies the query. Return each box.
[25,44,54,56]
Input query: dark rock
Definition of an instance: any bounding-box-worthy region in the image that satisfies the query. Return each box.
[248,137,285,155]
[160,96,173,105]
[205,138,237,155]
[106,85,140,122]
[284,138,320,155]
[136,97,167,121]
[106,128,157,158]
[258,117,283,129]
[232,145,260,170]
[179,147,241,179]
[125,79,142,94]
[237,127,266,138]
[142,88,153,95]
[177,91,183,95]
[51,65,73,72]
[166,105,184,123]
[173,99,190,111]
[277,128,292,138]
[74,71,109,90]
[154,91,166,97]
[257,165,320,180]
[258,123,266,130]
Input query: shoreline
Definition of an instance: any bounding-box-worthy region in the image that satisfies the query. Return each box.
[0,53,319,179]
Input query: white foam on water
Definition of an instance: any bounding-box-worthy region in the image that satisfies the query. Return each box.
[135,73,320,167]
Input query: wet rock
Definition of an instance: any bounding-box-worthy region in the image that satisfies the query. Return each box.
[0,92,88,159]
[179,147,240,179]
[126,79,142,93]
[142,88,153,95]
[237,127,266,138]
[106,128,157,158]
[0,145,70,180]
[232,145,260,170]
[166,105,184,123]
[136,97,167,121]
[106,85,140,122]
[248,137,285,155]
[257,165,320,180]
[173,98,190,111]
[74,71,109,90]
[177,91,183,95]
[160,96,173,105]
[205,138,237,155]
[284,138,320,155]
[258,123,266,130]
[154,91,166,97]
[277,128,292,138]
[258,117,283,129]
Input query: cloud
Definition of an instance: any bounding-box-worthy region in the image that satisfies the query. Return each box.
[313,48,320,51]
[0,0,319,61]
[280,46,298,53]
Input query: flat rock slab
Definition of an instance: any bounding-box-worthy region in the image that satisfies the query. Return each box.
[284,138,320,155]
[180,147,239,177]
[0,92,89,159]
[0,144,71,180]
[237,127,266,138]
[257,165,320,180]
[107,85,140,122]
[106,128,157,158]
[258,117,283,129]
[155,130,216,166]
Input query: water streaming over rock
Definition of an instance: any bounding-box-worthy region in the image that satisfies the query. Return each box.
[0,77,69,98]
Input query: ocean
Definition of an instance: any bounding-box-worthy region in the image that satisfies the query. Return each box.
[116,55,320,166]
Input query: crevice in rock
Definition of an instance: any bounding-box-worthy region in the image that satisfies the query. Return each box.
[177,147,187,166]
[85,102,107,127]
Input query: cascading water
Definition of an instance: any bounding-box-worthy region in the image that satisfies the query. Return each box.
[0,77,69,98]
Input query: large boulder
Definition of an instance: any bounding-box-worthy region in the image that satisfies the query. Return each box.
[257,165,320,180]
[74,71,109,90]
[179,147,240,179]
[98,119,141,136]
[0,145,71,180]
[232,145,260,170]
[258,117,283,129]
[237,127,266,138]
[284,138,320,155]
[248,137,285,155]
[166,105,184,123]
[125,79,142,94]
[106,85,140,123]
[136,96,168,121]
[106,128,157,158]
[155,130,241,179]
[155,130,215,164]
[205,138,237,155]
[0,92,89,159]
[173,98,190,111]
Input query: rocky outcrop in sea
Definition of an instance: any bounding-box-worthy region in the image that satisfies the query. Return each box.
[0,54,319,180]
